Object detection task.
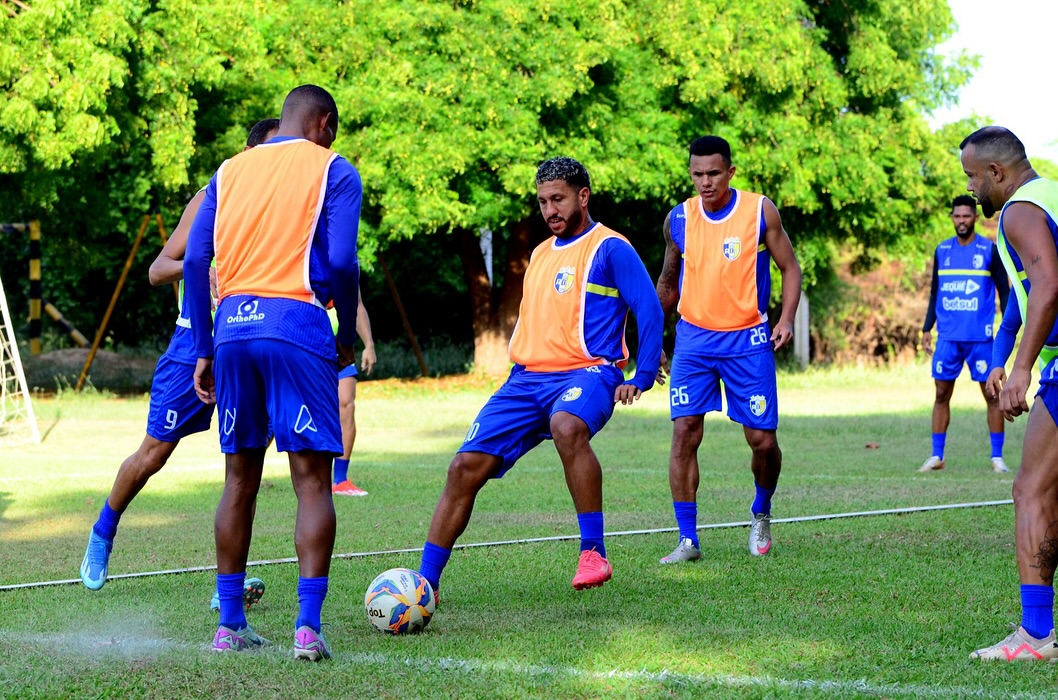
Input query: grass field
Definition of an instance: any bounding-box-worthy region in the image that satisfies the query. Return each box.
[0,364,1050,699]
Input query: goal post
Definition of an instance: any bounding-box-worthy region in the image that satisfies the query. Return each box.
[0,270,40,446]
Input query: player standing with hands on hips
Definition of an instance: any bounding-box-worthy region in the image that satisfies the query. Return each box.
[655,136,802,564]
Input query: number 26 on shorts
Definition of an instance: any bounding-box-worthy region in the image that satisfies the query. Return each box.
[670,385,690,407]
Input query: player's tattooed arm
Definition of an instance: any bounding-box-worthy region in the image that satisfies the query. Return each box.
[656,214,681,319]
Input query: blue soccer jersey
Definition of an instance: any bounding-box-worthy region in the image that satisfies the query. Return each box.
[924,236,1004,342]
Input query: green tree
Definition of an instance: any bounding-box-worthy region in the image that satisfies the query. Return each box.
[0,0,974,371]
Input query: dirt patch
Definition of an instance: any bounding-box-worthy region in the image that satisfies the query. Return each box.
[22,348,158,394]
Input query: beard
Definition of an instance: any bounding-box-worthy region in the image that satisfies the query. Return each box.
[955,227,973,239]
[975,182,997,218]
[551,209,584,238]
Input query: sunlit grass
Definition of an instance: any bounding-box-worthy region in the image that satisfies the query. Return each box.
[0,362,1044,699]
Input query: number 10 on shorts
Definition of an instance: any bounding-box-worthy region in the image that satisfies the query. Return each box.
[670,385,690,406]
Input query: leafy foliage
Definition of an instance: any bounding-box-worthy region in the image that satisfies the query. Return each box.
[0,0,975,357]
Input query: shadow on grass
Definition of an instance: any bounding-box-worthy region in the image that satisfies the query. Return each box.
[0,403,1022,590]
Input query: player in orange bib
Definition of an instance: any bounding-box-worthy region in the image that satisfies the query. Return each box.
[185,85,361,660]
[417,157,663,597]
[655,136,802,563]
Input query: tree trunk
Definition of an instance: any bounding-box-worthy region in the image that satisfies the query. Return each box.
[457,218,533,376]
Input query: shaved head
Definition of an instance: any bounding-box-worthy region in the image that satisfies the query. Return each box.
[959,126,1029,169]
[959,126,1036,217]
[278,85,339,147]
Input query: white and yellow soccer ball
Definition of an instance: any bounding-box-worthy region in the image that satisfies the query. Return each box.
[364,568,436,635]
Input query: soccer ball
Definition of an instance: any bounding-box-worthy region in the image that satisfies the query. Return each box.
[364,568,436,635]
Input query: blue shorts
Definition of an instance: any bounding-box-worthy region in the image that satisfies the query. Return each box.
[458,364,625,477]
[146,355,214,441]
[338,363,358,381]
[932,339,991,382]
[214,339,342,455]
[669,350,778,430]
[1037,383,1058,426]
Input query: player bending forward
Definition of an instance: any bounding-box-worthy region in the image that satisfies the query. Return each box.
[417,157,663,598]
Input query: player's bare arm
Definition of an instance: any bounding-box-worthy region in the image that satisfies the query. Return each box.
[355,289,376,374]
[762,198,802,350]
[999,202,1058,419]
[656,215,681,319]
[655,214,681,379]
[149,189,207,286]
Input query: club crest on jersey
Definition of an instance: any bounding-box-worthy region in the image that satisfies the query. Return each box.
[562,387,583,402]
[976,360,988,375]
[723,237,741,261]
[973,254,984,269]
[749,395,766,417]
[554,266,576,294]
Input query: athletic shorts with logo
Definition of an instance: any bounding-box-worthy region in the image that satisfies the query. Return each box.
[339,363,358,380]
[459,364,625,477]
[145,354,214,441]
[214,338,341,455]
[932,339,992,382]
[669,350,778,430]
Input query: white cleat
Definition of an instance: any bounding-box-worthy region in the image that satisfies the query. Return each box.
[659,537,702,564]
[970,626,1058,661]
[991,457,1010,473]
[749,514,772,556]
[917,456,945,472]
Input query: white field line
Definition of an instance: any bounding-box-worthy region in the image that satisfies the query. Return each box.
[340,651,1049,700]
[0,633,1040,698]
[0,500,1012,591]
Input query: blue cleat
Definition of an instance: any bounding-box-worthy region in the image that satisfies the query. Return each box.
[211,576,266,612]
[80,531,112,591]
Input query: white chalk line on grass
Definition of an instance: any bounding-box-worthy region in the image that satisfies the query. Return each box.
[0,499,1013,592]
[0,632,1041,699]
[341,651,1047,700]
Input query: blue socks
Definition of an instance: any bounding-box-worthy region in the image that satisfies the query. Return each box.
[296,576,329,633]
[217,572,248,631]
[931,433,946,460]
[419,542,452,592]
[577,512,605,558]
[1020,584,1054,639]
[673,501,698,547]
[990,432,1005,459]
[333,458,349,484]
[93,500,122,543]
[751,484,776,516]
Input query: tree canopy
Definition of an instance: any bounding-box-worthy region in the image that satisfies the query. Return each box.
[0,0,976,359]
